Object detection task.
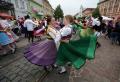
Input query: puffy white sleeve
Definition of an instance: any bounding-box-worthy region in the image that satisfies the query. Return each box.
[48,28,61,44]
[60,27,72,37]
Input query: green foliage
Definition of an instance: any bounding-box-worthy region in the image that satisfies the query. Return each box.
[54,5,64,20]
[92,7,101,18]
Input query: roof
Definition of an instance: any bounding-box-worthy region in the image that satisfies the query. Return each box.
[74,13,79,16]
[98,0,109,5]
[44,0,53,10]
[82,8,95,13]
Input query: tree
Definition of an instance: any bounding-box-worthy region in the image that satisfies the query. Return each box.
[54,5,64,20]
[92,7,101,18]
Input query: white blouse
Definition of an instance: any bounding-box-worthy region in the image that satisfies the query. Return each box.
[60,25,72,37]
[48,25,72,49]
[48,25,72,41]
[47,27,61,44]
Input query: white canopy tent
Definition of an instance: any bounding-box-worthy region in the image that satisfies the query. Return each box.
[102,16,113,21]
[94,16,113,21]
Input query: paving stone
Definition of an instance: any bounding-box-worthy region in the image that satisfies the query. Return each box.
[5,72,14,78]
[23,66,29,71]
[22,73,29,78]
[18,79,27,82]
[9,74,17,80]
[25,62,32,66]
[22,60,28,65]
[0,78,10,82]
[12,76,22,82]
[34,70,46,79]
[73,77,89,82]
[30,69,40,76]
[14,62,21,67]
[19,58,25,63]
[18,70,26,76]
[17,64,25,68]
[1,70,9,75]
[14,68,21,73]
[25,75,35,82]
[26,68,33,73]
[11,67,19,72]
[0,75,5,80]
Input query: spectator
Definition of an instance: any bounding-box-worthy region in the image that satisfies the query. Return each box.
[0,16,15,54]
[111,17,120,45]
[106,21,114,38]
[24,15,37,43]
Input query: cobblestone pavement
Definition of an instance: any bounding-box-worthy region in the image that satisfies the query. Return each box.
[1,37,120,82]
[0,38,46,82]
[43,37,120,82]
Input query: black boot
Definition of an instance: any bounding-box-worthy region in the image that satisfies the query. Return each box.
[96,42,101,48]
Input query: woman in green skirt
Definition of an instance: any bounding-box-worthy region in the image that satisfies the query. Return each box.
[56,17,97,74]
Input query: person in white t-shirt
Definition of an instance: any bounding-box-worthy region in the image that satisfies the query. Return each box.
[24,15,37,43]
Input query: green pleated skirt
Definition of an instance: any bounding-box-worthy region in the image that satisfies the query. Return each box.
[56,28,97,69]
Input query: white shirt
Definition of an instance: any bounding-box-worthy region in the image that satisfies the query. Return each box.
[48,25,72,43]
[92,19,100,26]
[48,27,61,43]
[24,19,36,31]
[60,25,72,37]
[48,25,72,49]
[44,20,47,27]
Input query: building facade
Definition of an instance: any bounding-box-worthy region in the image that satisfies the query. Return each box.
[42,0,54,16]
[98,0,120,19]
[10,0,28,18]
[27,0,54,18]
[0,0,54,19]
[82,8,95,17]
[27,0,43,18]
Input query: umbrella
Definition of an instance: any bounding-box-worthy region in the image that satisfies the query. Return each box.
[0,13,13,19]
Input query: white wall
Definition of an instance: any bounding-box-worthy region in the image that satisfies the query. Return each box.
[11,0,28,19]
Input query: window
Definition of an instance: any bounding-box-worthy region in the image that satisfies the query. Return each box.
[108,1,112,13]
[15,0,19,8]
[21,0,25,9]
[114,0,119,12]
